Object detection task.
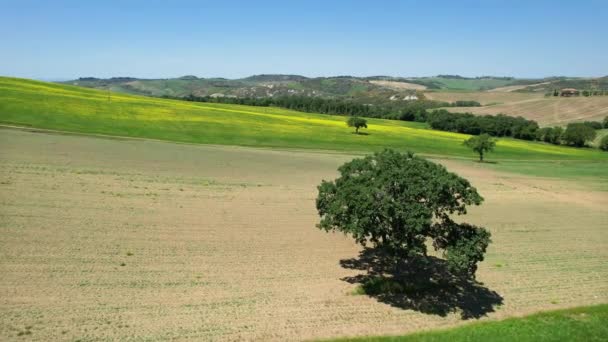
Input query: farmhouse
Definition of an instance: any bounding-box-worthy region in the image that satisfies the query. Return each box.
[560,88,579,96]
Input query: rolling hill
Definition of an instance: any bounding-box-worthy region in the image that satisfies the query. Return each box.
[64,75,608,100]
[64,75,421,101]
[2,77,607,163]
[59,75,608,127]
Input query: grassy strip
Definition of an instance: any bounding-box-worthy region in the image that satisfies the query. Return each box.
[325,304,608,342]
[1,77,607,162]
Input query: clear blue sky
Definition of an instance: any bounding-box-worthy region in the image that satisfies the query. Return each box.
[1,0,606,80]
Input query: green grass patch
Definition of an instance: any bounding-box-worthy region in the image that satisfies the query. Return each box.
[325,304,608,342]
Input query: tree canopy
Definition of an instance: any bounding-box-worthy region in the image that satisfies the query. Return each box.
[347,116,368,133]
[316,150,491,277]
[464,134,496,162]
[562,123,597,147]
[427,110,538,140]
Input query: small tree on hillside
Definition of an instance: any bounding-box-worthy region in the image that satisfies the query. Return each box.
[464,134,496,162]
[316,150,491,277]
[603,116,608,129]
[562,123,597,147]
[347,116,367,134]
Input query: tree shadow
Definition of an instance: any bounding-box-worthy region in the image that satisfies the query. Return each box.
[340,247,503,319]
[351,132,371,135]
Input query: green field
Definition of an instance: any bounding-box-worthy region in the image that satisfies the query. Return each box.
[329,304,608,342]
[1,77,606,164]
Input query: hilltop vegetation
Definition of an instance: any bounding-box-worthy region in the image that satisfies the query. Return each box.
[2,77,606,162]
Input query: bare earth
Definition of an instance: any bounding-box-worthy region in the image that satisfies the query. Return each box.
[489,82,551,93]
[425,91,608,126]
[1,129,607,341]
[424,91,542,105]
[370,80,427,91]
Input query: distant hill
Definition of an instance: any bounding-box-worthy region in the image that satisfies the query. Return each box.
[64,75,424,103]
[63,74,577,101]
[512,76,608,93]
[241,74,309,82]
[62,75,608,117]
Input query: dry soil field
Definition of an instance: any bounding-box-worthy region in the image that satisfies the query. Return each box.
[1,129,607,341]
[425,91,608,126]
[370,80,427,91]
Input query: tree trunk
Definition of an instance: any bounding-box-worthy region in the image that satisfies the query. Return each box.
[355,127,359,134]
[479,151,484,162]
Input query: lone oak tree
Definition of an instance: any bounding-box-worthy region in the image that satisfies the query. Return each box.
[464,134,495,162]
[347,116,368,134]
[316,149,491,277]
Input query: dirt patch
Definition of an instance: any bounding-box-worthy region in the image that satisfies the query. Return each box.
[436,95,608,126]
[490,82,551,93]
[424,91,543,105]
[370,80,427,90]
[425,90,608,126]
[1,129,606,341]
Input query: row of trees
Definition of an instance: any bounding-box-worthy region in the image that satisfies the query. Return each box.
[426,110,539,140]
[176,94,480,117]
[536,120,607,147]
[549,89,608,97]
[175,94,446,118]
[427,111,606,148]
[175,95,527,137]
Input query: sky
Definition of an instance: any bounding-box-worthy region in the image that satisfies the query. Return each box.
[1,0,607,80]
